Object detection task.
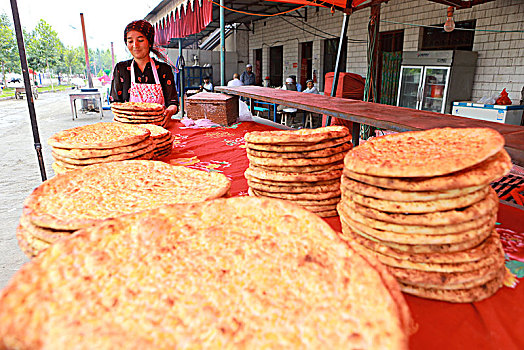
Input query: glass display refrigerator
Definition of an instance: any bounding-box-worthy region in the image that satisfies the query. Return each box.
[396,50,477,114]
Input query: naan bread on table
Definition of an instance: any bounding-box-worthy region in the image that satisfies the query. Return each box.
[344,128,505,177]
[247,141,352,159]
[1,197,412,349]
[24,160,231,231]
[247,135,352,152]
[111,101,164,112]
[245,125,349,144]
[48,122,151,149]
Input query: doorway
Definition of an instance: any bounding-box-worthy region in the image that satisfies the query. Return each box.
[322,38,346,91]
[269,46,283,88]
[378,30,403,105]
[254,48,262,86]
[300,42,313,88]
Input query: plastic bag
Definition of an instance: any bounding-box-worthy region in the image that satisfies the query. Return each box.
[495,88,512,105]
[477,94,497,105]
[238,100,253,122]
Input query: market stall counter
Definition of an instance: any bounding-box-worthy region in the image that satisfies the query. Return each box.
[160,119,523,350]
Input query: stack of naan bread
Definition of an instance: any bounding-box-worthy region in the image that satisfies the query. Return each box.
[49,122,155,174]
[245,126,352,217]
[111,102,169,127]
[338,127,512,303]
[4,197,412,348]
[139,124,175,159]
[17,160,231,257]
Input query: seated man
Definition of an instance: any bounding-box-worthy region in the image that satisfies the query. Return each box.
[282,77,297,91]
[303,79,319,94]
[227,73,243,87]
[199,76,214,92]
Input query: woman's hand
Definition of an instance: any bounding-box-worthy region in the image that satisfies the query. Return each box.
[164,104,178,119]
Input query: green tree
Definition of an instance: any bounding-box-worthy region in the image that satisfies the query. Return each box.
[0,12,20,86]
[63,46,83,77]
[25,19,63,75]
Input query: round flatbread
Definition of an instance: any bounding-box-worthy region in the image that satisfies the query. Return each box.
[256,162,344,173]
[246,135,352,152]
[248,152,346,167]
[1,197,411,349]
[15,224,50,258]
[343,149,512,192]
[245,126,349,144]
[51,143,155,165]
[343,188,499,226]
[114,115,165,123]
[24,160,231,231]
[248,188,341,206]
[247,180,340,194]
[19,211,73,244]
[341,176,484,202]
[344,128,505,177]
[344,186,490,213]
[48,122,151,149]
[51,139,152,159]
[245,176,339,188]
[138,124,170,138]
[247,142,352,159]
[251,188,341,201]
[341,221,493,254]
[398,270,504,303]
[111,101,164,112]
[338,200,495,235]
[245,165,343,182]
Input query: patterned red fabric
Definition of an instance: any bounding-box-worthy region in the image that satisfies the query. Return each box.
[162,119,524,350]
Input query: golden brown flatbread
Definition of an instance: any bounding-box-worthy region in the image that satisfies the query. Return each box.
[245,165,343,182]
[250,188,341,200]
[51,143,156,165]
[343,149,512,192]
[246,176,339,188]
[343,188,499,226]
[256,162,344,173]
[247,180,340,194]
[111,101,164,112]
[246,135,352,152]
[0,197,411,349]
[48,122,151,149]
[248,152,346,167]
[51,139,152,159]
[246,142,352,159]
[245,126,349,144]
[344,128,505,177]
[24,160,231,230]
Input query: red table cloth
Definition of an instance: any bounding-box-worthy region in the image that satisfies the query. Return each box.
[163,119,524,350]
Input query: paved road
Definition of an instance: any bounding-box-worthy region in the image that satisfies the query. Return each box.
[0,89,109,288]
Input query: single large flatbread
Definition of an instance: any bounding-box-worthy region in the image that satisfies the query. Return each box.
[51,139,152,159]
[398,270,504,303]
[111,109,164,117]
[248,152,346,167]
[48,122,151,149]
[114,115,165,123]
[246,135,352,152]
[344,128,505,177]
[139,124,171,138]
[251,188,341,200]
[246,176,339,188]
[245,165,343,182]
[341,176,484,202]
[245,126,349,144]
[344,186,490,213]
[344,188,499,226]
[344,149,512,192]
[19,211,73,244]
[0,197,411,349]
[52,143,156,165]
[51,148,155,172]
[341,221,492,254]
[246,142,352,159]
[24,160,231,231]
[111,101,164,112]
[248,188,341,206]
[338,200,495,235]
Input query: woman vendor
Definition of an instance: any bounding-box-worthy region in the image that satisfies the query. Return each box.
[110,20,179,118]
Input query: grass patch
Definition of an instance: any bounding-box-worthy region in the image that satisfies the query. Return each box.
[0,84,74,98]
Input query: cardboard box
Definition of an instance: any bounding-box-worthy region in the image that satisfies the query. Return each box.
[186,92,239,126]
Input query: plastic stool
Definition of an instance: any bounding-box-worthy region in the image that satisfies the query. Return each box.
[282,108,297,126]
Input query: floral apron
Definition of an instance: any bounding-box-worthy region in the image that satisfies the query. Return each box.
[129,57,165,105]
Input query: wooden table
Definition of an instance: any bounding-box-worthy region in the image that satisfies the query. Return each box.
[69,91,104,120]
[216,86,524,167]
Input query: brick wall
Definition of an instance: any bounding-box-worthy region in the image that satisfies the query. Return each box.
[248,0,524,103]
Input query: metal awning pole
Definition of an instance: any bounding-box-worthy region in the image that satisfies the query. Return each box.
[220,0,226,86]
[10,0,47,181]
[326,12,350,127]
[179,38,185,117]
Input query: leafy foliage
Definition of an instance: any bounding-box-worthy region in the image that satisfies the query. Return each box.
[25,19,64,72]
[0,12,20,85]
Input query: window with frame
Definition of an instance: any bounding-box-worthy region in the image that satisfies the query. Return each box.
[421,20,476,51]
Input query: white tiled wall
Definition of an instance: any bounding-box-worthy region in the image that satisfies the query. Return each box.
[248,0,524,103]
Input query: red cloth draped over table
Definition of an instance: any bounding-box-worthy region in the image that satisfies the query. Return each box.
[154,0,213,45]
[163,119,524,350]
